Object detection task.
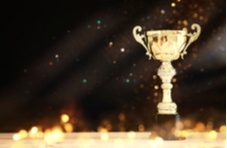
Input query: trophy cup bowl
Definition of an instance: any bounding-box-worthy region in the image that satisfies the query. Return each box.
[147,30,187,61]
[133,24,201,140]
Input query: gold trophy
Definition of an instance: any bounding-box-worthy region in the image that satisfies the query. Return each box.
[133,24,201,140]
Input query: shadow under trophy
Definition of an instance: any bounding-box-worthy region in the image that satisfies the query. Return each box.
[132,24,201,140]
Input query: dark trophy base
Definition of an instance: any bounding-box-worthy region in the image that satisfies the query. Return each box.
[150,114,186,140]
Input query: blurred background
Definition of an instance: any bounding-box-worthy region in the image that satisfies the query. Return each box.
[0,0,225,132]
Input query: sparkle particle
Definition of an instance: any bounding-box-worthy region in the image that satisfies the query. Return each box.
[160,9,165,14]
[193,13,198,18]
[55,54,59,58]
[82,79,87,83]
[182,20,188,26]
[154,92,158,96]
[109,42,113,48]
[146,15,151,19]
[152,75,157,79]
[87,24,92,29]
[120,48,125,52]
[97,26,101,30]
[171,2,176,7]
[199,16,204,21]
[125,78,130,83]
[172,78,177,82]
[49,61,53,66]
[140,84,144,88]
[154,85,159,89]
[133,79,137,83]
[97,20,101,25]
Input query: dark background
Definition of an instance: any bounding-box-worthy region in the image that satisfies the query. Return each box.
[0,0,225,132]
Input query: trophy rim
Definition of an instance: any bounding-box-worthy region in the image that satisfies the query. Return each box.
[146,30,186,36]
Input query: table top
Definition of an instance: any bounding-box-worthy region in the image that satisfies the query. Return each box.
[0,132,226,148]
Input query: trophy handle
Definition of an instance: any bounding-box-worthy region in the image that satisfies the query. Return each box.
[180,24,201,59]
[132,26,153,59]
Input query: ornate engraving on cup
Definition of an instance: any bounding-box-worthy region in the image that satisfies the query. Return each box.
[132,24,201,114]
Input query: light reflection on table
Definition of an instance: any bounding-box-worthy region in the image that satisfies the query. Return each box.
[0,132,225,148]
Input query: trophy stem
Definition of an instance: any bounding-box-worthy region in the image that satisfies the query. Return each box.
[151,61,184,140]
[157,61,177,115]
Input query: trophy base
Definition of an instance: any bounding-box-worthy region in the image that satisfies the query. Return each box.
[150,114,186,140]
